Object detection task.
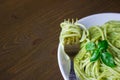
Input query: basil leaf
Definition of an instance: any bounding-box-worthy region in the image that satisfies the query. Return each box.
[101,52,116,68]
[98,40,108,51]
[90,49,100,62]
[86,42,95,51]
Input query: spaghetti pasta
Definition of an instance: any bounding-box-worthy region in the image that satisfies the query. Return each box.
[60,20,120,80]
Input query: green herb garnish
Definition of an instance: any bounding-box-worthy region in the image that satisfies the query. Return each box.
[86,40,116,68]
[101,52,116,67]
[98,40,108,52]
[86,42,95,51]
[90,49,100,62]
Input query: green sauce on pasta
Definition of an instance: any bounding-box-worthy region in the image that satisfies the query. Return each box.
[74,21,120,80]
[60,20,120,80]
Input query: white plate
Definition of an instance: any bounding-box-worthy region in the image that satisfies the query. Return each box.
[57,13,120,80]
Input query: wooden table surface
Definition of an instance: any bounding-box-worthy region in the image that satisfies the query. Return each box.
[0,0,120,80]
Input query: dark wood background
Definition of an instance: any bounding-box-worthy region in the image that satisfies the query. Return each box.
[0,0,120,80]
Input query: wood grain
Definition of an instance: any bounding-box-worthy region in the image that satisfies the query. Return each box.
[0,0,120,80]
